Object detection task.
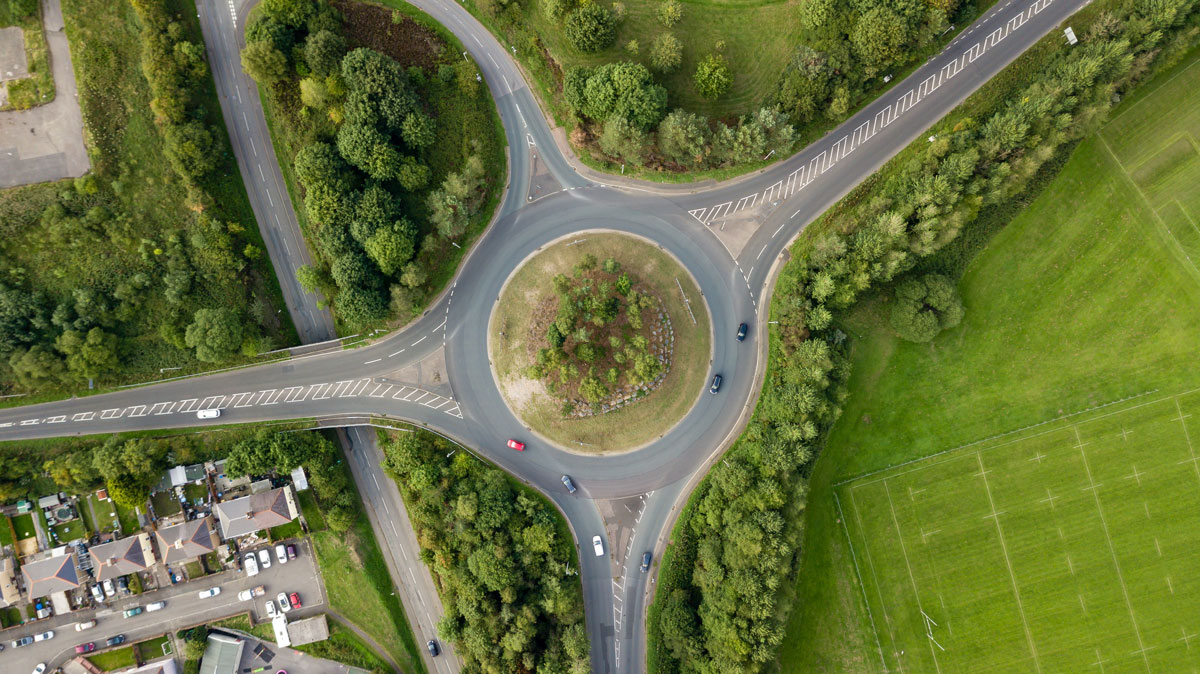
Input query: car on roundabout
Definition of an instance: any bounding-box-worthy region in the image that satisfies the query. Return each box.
[507,439,525,451]
[710,374,723,394]
[592,536,604,557]
[427,640,440,657]
[737,323,748,341]
[561,475,577,493]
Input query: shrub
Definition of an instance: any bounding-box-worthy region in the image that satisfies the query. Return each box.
[649,33,683,73]
[890,274,964,342]
[693,53,732,99]
[565,3,617,53]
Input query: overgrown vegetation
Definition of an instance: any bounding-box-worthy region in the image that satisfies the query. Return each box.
[242,0,503,332]
[381,431,590,673]
[647,1,1200,672]
[0,0,54,109]
[0,0,294,394]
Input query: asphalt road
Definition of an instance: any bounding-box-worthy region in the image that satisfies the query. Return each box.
[3,539,323,673]
[1,0,1091,670]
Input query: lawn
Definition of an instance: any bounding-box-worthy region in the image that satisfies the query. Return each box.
[135,634,171,660]
[183,561,205,579]
[150,490,182,518]
[182,483,209,504]
[114,502,140,535]
[295,619,393,674]
[268,520,302,541]
[777,51,1200,671]
[0,515,13,547]
[87,645,136,671]
[11,513,35,540]
[297,489,326,531]
[0,0,54,110]
[0,605,22,627]
[489,233,711,451]
[50,519,85,543]
[87,494,118,533]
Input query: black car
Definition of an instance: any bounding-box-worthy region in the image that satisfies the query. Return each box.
[561,475,577,494]
[427,640,440,657]
[106,635,126,647]
[641,551,652,572]
[709,374,722,394]
[736,323,748,341]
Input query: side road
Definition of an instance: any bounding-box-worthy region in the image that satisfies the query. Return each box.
[0,0,89,187]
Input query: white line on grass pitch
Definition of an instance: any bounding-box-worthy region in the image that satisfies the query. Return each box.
[884,481,944,674]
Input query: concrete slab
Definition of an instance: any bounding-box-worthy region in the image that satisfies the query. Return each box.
[0,27,28,81]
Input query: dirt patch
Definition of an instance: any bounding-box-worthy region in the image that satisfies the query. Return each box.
[335,0,444,71]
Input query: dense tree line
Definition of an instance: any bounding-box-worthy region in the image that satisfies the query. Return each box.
[0,0,286,392]
[242,0,496,331]
[523,254,663,408]
[649,2,1200,672]
[382,432,589,674]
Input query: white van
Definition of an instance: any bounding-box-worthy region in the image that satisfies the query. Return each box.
[146,601,165,612]
[75,621,96,632]
[197,409,221,419]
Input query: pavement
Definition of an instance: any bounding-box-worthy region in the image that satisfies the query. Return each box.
[0,0,1093,670]
[1,539,321,674]
[0,0,90,188]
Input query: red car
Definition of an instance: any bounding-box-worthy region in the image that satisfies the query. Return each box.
[75,642,95,654]
[289,592,302,609]
[507,439,525,451]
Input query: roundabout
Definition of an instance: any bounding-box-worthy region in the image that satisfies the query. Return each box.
[489,231,712,453]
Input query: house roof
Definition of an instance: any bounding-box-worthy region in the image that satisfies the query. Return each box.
[91,533,155,580]
[126,657,180,674]
[0,554,20,607]
[199,633,245,674]
[38,494,61,509]
[215,488,297,539]
[155,517,216,564]
[21,552,81,597]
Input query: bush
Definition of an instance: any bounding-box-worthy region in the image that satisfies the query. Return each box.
[565,3,617,53]
[649,33,683,73]
[889,273,964,342]
[693,53,732,100]
[657,0,682,27]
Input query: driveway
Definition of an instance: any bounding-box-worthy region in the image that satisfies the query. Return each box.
[0,0,89,188]
[1,539,322,674]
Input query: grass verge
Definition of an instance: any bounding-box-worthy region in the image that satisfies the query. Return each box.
[0,2,54,110]
[87,645,136,671]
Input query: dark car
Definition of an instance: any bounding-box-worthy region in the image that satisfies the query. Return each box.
[286,544,297,560]
[427,640,440,657]
[641,551,652,572]
[561,475,577,494]
[12,636,33,648]
[75,642,96,654]
[106,635,126,647]
[736,323,748,341]
[116,576,129,593]
[709,374,723,394]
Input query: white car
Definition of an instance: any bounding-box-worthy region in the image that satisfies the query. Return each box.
[146,601,165,612]
[196,408,221,419]
[275,543,288,564]
[237,589,253,601]
[277,592,291,612]
[244,553,259,577]
[198,587,221,599]
[75,620,96,631]
[592,535,604,557]
[33,665,46,674]
[102,579,116,598]
[264,600,277,618]
[258,549,271,570]
[33,630,54,642]
[90,584,104,603]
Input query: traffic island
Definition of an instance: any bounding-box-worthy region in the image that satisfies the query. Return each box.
[490,232,711,452]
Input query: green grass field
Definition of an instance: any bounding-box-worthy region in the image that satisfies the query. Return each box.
[777,51,1200,672]
[11,513,35,540]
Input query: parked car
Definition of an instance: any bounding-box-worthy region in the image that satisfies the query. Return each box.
[709,374,723,394]
[264,600,277,619]
[33,631,53,642]
[507,438,526,451]
[105,635,126,647]
[146,601,165,612]
[238,586,265,601]
[123,607,142,618]
[736,323,748,341]
[12,636,33,648]
[286,544,297,560]
[74,642,95,654]
[198,587,220,599]
[289,592,302,609]
[89,584,104,603]
[245,553,259,577]
[75,620,96,632]
[275,544,288,564]
[641,551,653,572]
[427,640,440,657]
[592,535,605,557]
[277,592,291,612]
[102,579,116,598]
[197,408,221,419]
[561,475,577,493]
[258,549,272,570]
[116,576,129,594]
[32,664,46,674]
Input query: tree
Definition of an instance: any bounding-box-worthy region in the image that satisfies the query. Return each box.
[851,7,909,71]
[401,112,436,148]
[649,33,683,73]
[240,40,288,84]
[889,274,964,342]
[56,327,119,381]
[658,109,710,165]
[262,0,313,26]
[8,345,65,389]
[598,115,647,165]
[694,54,732,99]
[184,308,244,363]
[564,63,668,130]
[657,0,682,27]
[334,286,389,329]
[299,77,331,109]
[565,3,617,53]
[164,121,219,183]
[364,225,417,276]
[305,29,346,77]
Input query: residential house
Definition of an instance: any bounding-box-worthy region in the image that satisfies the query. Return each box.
[0,553,20,607]
[199,632,245,674]
[214,487,298,540]
[90,533,156,581]
[154,516,216,565]
[125,657,180,674]
[21,549,82,598]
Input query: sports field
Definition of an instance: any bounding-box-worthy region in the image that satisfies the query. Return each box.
[777,52,1200,672]
[840,390,1200,673]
